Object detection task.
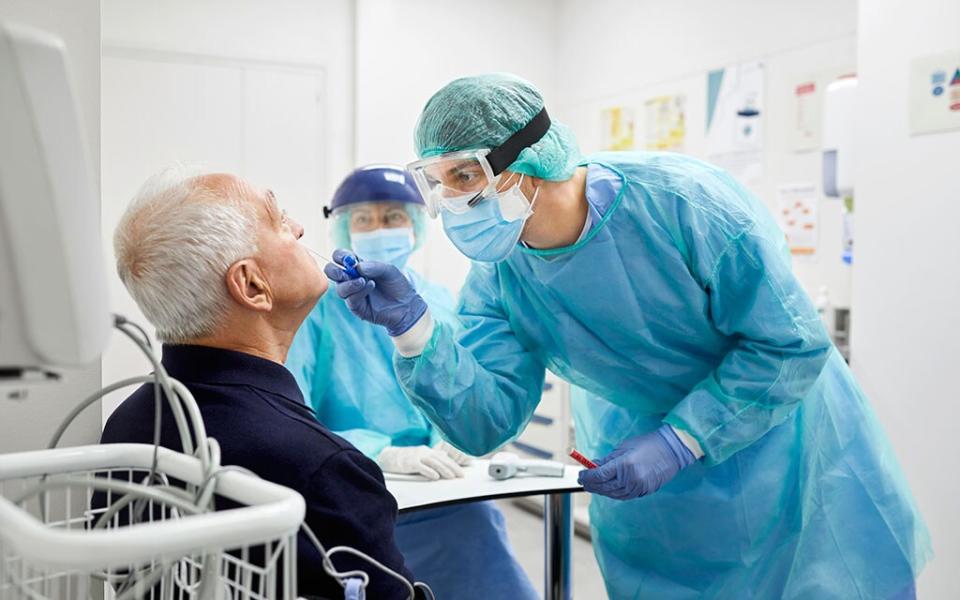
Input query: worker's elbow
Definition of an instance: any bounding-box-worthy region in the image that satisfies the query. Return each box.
[788,319,834,378]
[458,432,511,457]
[775,343,832,404]
[806,325,834,375]
[447,421,522,457]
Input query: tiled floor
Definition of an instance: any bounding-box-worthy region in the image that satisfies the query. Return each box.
[496,500,607,599]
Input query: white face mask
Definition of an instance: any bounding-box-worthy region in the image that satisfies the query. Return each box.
[497,174,537,221]
[441,173,539,263]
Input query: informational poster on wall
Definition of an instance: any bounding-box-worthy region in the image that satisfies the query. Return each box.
[644,95,686,151]
[705,61,764,183]
[909,50,960,135]
[601,106,636,150]
[789,80,821,152]
[777,183,819,260]
[786,68,856,153]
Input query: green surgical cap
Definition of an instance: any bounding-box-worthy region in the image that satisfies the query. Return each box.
[414,73,581,181]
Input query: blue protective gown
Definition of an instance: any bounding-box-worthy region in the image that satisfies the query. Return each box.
[286,269,538,600]
[394,153,931,600]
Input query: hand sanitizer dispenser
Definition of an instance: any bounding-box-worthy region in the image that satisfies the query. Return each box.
[822,75,858,198]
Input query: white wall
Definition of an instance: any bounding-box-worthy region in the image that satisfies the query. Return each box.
[100,0,355,418]
[555,0,858,308]
[852,0,960,596]
[0,0,103,452]
[354,0,558,293]
[556,0,858,107]
[102,0,354,188]
[103,0,354,254]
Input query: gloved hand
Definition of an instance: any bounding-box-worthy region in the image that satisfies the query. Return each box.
[377,445,466,481]
[577,424,696,500]
[433,440,473,466]
[324,249,428,337]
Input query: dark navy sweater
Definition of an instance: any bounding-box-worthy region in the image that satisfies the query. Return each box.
[100,344,416,599]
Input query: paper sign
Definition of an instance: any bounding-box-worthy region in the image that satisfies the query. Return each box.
[706,61,764,183]
[644,95,686,151]
[791,81,820,151]
[601,106,636,151]
[777,183,819,259]
[910,50,960,135]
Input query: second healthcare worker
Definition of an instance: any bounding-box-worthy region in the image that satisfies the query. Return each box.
[286,165,537,600]
[325,75,931,599]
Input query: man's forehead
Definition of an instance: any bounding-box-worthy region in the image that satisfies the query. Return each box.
[190,172,243,194]
[186,173,266,222]
[260,188,280,219]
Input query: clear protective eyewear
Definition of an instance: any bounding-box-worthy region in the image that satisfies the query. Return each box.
[406,107,553,218]
[407,149,498,218]
[331,201,418,233]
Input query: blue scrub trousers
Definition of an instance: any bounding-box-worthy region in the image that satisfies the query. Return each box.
[395,501,538,600]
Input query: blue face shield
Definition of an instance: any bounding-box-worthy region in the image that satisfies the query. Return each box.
[440,174,538,263]
[350,227,415,269]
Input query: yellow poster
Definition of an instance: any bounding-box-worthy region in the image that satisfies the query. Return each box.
[601,106,636,151]
[644,95,686,151]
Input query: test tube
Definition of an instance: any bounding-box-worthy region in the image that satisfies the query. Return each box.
[569,448,598,469]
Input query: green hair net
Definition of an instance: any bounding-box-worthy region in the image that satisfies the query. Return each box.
[330,204,427,252]
[414,73,581,181]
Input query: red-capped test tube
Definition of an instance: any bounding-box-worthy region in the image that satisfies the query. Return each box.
[569,448,598,469]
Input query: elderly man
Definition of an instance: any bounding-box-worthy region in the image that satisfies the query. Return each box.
[101,167,423,599]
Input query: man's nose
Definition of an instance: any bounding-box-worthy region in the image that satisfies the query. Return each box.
[293,220,305,239]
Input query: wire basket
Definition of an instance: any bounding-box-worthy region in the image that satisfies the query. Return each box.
[0,443,306,600]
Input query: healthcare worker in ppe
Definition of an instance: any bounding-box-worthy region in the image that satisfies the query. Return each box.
[324,75,931,600]
[286,164,538,600]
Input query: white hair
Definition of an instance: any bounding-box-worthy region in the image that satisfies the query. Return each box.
[114,165,258,343]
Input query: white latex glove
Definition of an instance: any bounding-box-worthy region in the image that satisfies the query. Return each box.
[433,440,473,466]
[377,445,465,480]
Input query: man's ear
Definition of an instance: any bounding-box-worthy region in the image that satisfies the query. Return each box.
[225,259,272,312]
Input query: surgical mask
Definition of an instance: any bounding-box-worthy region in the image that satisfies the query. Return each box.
[350,227,415,269]
[441,174,538,263]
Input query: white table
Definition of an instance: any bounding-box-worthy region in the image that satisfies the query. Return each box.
[385,460,584,600]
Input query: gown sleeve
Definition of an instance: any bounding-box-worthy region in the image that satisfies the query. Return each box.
[285,302,324,406]
[394,262,547,456]
[663,178,832,465]
[287,299,399,460]
[332,428,394,460]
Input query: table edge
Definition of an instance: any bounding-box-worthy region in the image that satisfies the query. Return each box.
[396,485,585,513]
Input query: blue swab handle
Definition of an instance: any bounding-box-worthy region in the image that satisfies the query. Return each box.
[342,254,360,279]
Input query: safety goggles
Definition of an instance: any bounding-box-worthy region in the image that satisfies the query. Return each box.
[407,108,552,217]
[330,201,419,233]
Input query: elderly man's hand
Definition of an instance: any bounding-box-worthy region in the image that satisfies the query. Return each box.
[324,249,428,337]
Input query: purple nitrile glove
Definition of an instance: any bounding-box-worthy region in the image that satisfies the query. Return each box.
[324,248,428,337]
[577,424,696,500]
